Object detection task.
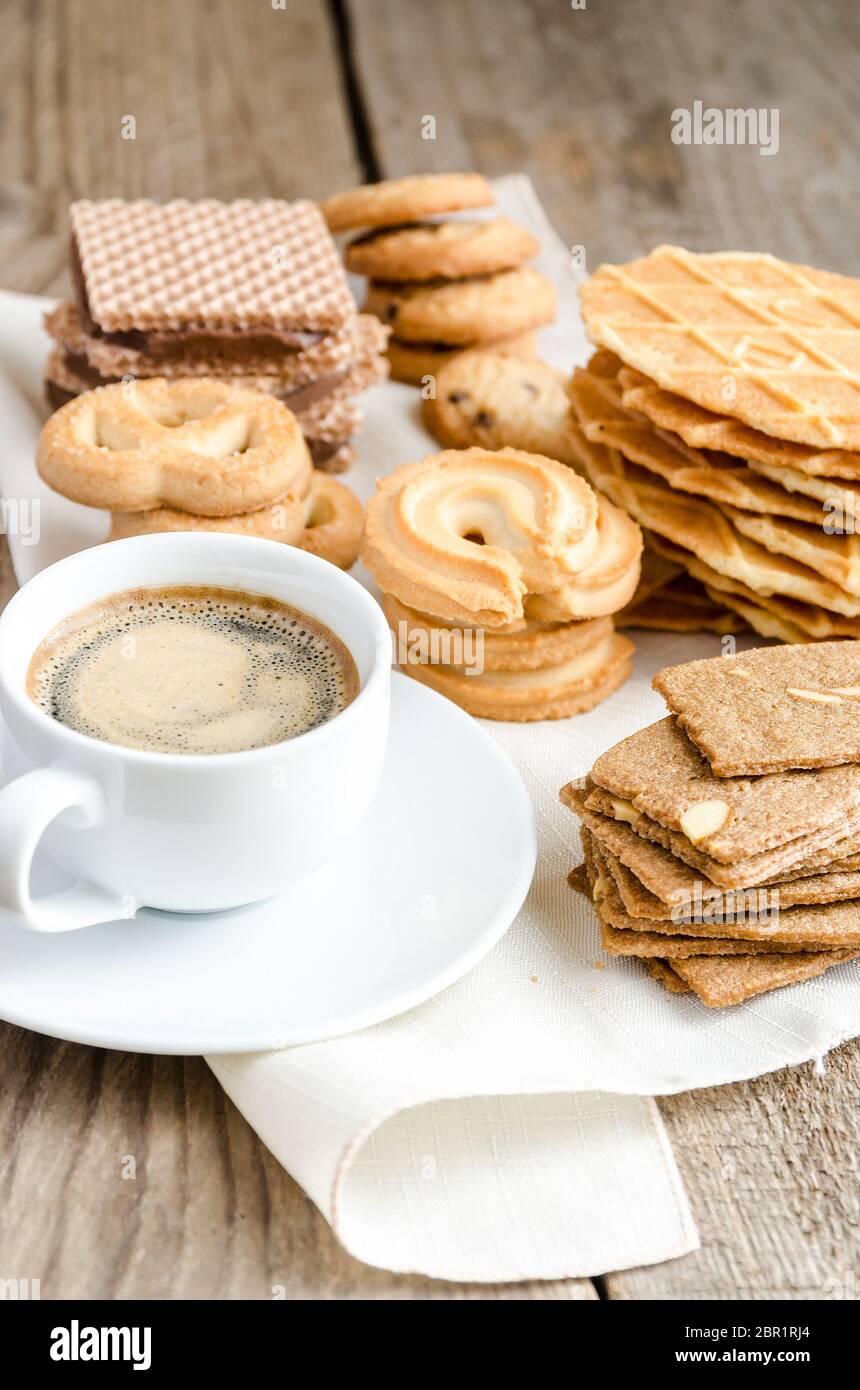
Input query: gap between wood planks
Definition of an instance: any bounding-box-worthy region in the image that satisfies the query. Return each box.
[328,0,381,183]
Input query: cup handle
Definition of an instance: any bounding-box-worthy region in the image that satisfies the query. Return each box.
[0,766,134,932]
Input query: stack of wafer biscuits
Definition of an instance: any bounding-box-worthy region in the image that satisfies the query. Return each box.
[44,198,389,475]
[361,446,642,720]
[320,174,556,386]
[36,377,366,570]
[562,641,860,1007]
[564,246,860,641]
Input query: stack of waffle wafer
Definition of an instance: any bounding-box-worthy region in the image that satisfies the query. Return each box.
[44,198,389,475]
[562,641,860,1007]
[321,173,556,386]
[565,245,860,642]
[360,445,642,720]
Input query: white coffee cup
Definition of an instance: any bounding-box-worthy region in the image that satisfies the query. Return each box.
[0,533,391,930]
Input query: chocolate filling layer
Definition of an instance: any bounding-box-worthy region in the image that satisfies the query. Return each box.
[57,350,345,412]
[71,235,326,355]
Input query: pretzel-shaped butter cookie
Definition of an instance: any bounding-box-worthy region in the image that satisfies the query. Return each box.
[38,377,312,517]
[298,474,366,570]
[109,474,365,571]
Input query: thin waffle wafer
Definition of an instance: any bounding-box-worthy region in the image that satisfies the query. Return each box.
[618,574,746,634]
[565,401,860,618]
[618,365,860,480]
[742,456,860,509]
[645,533,860,638]
[572,363,826,523]
[701,585,810,643]
[71,198,354,334]
[581,245,860,450]
[723,504,860,596]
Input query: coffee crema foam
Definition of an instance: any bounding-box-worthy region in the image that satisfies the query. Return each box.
[27,585,359,755]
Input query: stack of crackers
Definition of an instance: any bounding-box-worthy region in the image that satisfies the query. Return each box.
[361,445,642,720]
[321,173,556,385]
[44,198,389,475]
[565,245,860,643]
[562,641,860,1007]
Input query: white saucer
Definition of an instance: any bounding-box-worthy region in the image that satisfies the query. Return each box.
[0,674,535,1054]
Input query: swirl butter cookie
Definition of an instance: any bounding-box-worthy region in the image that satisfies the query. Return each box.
[320,172,493,233]
[364,267,556,346]
[361,446,602,627]
[345,218,539,282]
[423,351,582,467]
[525,495,643,621]
[382,592,613,672]
[108,493,308,544]
[404,627,634,722]
[298,473,366,570]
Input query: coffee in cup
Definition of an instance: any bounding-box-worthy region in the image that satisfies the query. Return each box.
[27,584,359,755]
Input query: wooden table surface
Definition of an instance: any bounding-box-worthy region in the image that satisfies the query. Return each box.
[1,0,859,1301]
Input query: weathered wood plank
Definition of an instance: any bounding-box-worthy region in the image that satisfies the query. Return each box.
[613,1042,860,1300]
[0,1020,596,1299]
[0,0,362,296]
[345,0,860,273]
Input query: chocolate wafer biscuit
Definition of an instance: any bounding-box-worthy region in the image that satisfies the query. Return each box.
[71,198,353,335]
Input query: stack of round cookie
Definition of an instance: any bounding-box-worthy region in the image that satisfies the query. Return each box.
[321,173,556,386]
[37,378,366,570]
[361,446,642,720]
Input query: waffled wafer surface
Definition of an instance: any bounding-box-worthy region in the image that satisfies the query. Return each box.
[645,534,860,639]
[71,199,355,333]
[581,245,860,449]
